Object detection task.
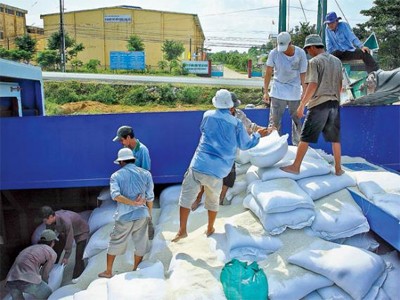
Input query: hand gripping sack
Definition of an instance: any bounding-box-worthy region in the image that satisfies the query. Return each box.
[220,259,268,300]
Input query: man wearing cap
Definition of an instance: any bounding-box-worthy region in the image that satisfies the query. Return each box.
[281,34,344,176]
[5,229,58,299]
[113,126,151,171]
[325,11,378,74]
[191,92,271,211]
[263,31,308,146]
[40,206,89,280]
[172,89,271,242]
[98,148,154,278]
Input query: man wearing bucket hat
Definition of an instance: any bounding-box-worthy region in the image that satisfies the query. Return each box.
[281,34,344,176]
[172,89,271,242]
[191,92,274,211]
[263,31,308,146]
[98,148,154,278]
[324,11,378,74]
[5,229,58,299]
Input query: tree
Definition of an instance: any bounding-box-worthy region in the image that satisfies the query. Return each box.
[47,32,85,65]
[356,0,400,70]
[36,50,59,70]
[15,34,37,62]
[127,35,145,51]
[290,22,317,48]
[161,40,185,61]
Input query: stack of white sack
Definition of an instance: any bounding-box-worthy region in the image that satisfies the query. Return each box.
[224,223,282,261]
[83,222,114,259]
[158,184,181,208]
[225,173,247,202]
[244,179,315,235]
[288,239,388,300]
[307,189,370,240]
[353,170,400,219]
[88,199,116,235]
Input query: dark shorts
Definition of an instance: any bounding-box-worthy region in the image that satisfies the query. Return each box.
[223,164,236,188]
[301,100,341,143]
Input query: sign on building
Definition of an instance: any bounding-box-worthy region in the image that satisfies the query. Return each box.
[104,15,132,23]
[110,51,145,70]
[182,61,209,75]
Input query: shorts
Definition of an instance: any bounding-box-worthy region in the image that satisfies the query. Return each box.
[108,218,149,256]
[179,168,222,212]
[223,164,236,188]
[301,100,340,143]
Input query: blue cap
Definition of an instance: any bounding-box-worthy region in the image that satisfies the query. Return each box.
[324,12,341,24]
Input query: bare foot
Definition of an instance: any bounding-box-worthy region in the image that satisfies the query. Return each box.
[172,232,188,242]
[280,165,300,174]
[98,271,112,278]
[191,200,201,211]
[335,169,345,176]
[205,228,215,237]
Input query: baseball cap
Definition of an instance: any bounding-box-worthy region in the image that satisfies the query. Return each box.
[113,126,134,142]
[230,92,241,108]
[324,12,342,24]
[114,148,135,164]
[40,229,59,242]
[303,34,325,49]
[212,89,234,109]
[277,32,291,52]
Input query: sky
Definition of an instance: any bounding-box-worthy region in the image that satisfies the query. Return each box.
[7,0,374,52]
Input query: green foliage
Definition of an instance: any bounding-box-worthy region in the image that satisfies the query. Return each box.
[177,86,203,104]
[71,59,83,71]
[92,84,117,104]
[85,59,101,73]
[47,86,79,104]
[290,22,317,48]
[157,60,168,71]
[121,86,156,106]
[36,50,59,70]
[357,0,400,70]
[127,35,145,51]
[162,40,185,61]
[209,51,250,73]
[14,34,37,62]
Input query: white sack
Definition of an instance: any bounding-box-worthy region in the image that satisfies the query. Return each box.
[246,165,260,184]
[258,159,331,181]
[83,222,113,259]
[310,189,369,240]
[159,184,181,208]
[249,179,314,213]
[88,204,116,234]
[236,148,251,164]
[225,223,282,254]
[31,223,46,244]
[48,263,66,292]
[97,187,114,207]
[288,240,386,300]
[225,174,247,201]
[355,171,400,199]
[297,173,356,200]
[247,132,289,168]
[372,192,400,219]
[235,162,251,175]
[332,232,379,252]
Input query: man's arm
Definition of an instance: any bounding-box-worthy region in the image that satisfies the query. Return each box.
[297,82,318,118]
[41,249,57,283]
[263,66,274,104]
[114,195,146,206]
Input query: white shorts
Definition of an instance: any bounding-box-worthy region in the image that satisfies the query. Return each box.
[179,168,222,212]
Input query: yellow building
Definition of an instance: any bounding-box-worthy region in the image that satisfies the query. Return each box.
[41,5,205,69]
[0,3,27,50]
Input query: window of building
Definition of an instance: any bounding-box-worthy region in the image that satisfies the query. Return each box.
[16,11,24,17]
[0,7,4,13]
[6,8,15,15]
[0,31,3,40]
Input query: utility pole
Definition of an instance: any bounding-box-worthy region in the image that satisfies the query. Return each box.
[59,0,66,72]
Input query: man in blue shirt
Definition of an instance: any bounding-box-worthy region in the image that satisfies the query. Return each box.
[325,11,378,74]
[172,89,271,242]
[98,148,154,278]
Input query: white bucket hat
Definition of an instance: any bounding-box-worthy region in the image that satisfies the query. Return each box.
[212,89,234,109]
[114,148,135,164]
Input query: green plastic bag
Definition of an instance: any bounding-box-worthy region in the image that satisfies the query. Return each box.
[220,259,268,300]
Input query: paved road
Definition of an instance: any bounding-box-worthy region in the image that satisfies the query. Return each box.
[43,71,263,88]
